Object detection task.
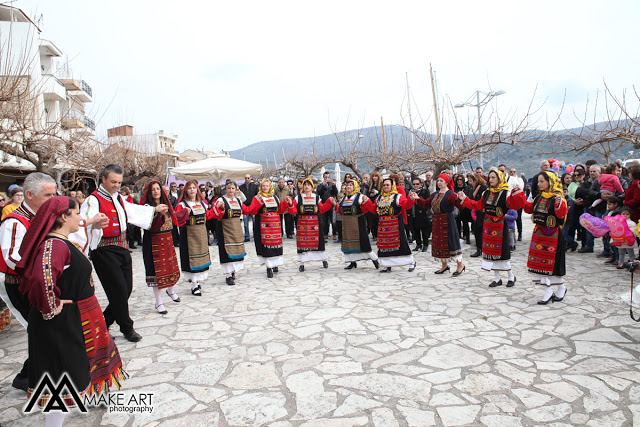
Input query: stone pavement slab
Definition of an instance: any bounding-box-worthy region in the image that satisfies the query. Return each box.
[1,213,639,426]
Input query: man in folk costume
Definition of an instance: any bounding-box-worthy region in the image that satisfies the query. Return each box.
[0,173,61,391]
[288,177,335,271]
[458,168,519,288]
[71,165,168,342]
[336,179,380,270]
[511,171,569,305]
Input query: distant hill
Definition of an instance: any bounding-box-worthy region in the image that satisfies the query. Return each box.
[229,124,635,179]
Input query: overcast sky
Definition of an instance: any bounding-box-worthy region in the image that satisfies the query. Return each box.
[12,0,640,153]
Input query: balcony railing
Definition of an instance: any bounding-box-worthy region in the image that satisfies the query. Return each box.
[63,109,84,121]
[81,80,92,97]
[84,117,95,130]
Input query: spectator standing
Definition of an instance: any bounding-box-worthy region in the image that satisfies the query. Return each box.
[239,174,259,242]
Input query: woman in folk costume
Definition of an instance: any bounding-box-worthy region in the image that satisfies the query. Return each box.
[287,177,335,271]
[410,173,465,276]
[336,179,380,270]
[175,181,215,295]
[210,181,249,286]
[369,178,416,272]
[511,171,568,305]
[16,197,126,427]
[245,179,291,278]
[458,168,519,288]
[140,180,190,314]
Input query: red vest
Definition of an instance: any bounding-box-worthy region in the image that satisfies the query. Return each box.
[92,191,128,238]
[0,212,31,275]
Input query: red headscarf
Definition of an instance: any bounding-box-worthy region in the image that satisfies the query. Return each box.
[140,180,179,226]
[15,196,73,282]
[176,180,203,206]
[438,173,454,191]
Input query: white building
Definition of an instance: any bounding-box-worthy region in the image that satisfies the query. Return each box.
[0,5,95,186]
[107,125,180,166]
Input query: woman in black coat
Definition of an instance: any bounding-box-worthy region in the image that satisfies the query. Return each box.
[454,173,473,244]
[468,173,488,257]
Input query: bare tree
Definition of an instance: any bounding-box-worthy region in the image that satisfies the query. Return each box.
[282,138,332,178]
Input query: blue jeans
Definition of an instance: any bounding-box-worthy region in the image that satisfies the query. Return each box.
[584,210,604,250]
[563,217,578,248]
[243,214,253,240]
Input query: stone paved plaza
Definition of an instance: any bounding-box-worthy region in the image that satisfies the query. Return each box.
[1,214,639,426]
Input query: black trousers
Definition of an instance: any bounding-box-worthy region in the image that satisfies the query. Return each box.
[455,217,470,240]
[281,214,294,237]
[405,215,414,240]
[172,226,180,246]
[5,279,29,376]
[337,220,343,240]
[473,213,485,251]
[322,210,336,237]
[91,246,134,334]
[413,224,431,247]
[516,208,523,234]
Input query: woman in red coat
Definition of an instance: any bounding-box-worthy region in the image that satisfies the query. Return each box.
[624,165,640,223]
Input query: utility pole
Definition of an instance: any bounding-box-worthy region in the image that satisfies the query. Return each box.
[381,117,387,171]
[430,63,441,148]
[406,72,414,151]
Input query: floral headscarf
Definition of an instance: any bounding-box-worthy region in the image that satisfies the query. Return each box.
[345,180,361,197]
[258,178,275,197]
[541,171,563,199]
[487,168,509,193]
[381,178,398,197]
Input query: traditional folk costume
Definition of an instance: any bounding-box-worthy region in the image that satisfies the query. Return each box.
[461,169,519,287]
[140,181,190,311]
[175,197,215,294]
[415,175,463,266]
[16,197,126,423]
[287,178,334,271]
[512,171,569,304]
[210,194,249,285]
[245,179,290,278]
[71,185,156,337]
[0,201,35,390]
[368,182,415,272]
[336,181,379,269]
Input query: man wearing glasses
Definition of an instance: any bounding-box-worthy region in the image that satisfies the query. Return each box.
[410,178,431,252]
[503,165,525,241]
[239,175,258,242]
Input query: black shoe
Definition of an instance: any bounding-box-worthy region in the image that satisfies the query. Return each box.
[506,276,516,288]
[570,244,578,252]
[517,233,522,242]
[452,266,466,276]
[124,330,142,342]
[166,290,180,302]
[597,252,611,258]
[510,246,516,251]
[155,303,168,315]
[373,260,380,269]
[12,373,28,392]
[413,245,422,252]
[435,266,450,274]
[345,262,357,270]
[226,276,235,286]
[466,237,471,245]
[470,250,482,258]
[323,261,328,268]
[191,285,202,296]
[267,268,273,278]
[130,245,137,250]
[578,247,594,253]
[552,289,567,302]
[408,262,416,272]
[273,267,279,273]
[244,238,250,242]
[380,267,391,273]
[299,265,305,272]
[408,238,414,244]
[287,235,293,239]
[489,280,503,288]
[537,294,555,305]
[421,245,428,252]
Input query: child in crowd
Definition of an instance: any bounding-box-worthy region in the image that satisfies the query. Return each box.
[591,173,624,208]
[604,196,623,266]
[618,206,638,270]
[505,208,518,251]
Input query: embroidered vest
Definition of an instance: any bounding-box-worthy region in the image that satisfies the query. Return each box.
[376,194,401,216]
[484,190,507,217]
[184,202,207,226]
[340,194,362,216]
[91,191,128,238]
[260,196,280,214]
[532,196,564,228]
[222,197,243,219]
[297,194,319,215]
[0,210,31,276]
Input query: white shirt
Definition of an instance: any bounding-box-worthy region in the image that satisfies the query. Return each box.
[507,175,524,192]
[70,185,156,253]
[0,202,35,271]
